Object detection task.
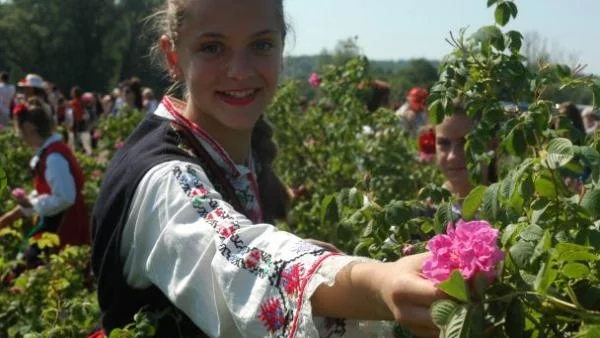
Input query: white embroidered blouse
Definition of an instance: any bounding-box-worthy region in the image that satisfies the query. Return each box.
[20,134,77,218]
[119,97,393,338]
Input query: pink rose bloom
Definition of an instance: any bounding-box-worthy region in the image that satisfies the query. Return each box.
[308,72,320,88]
[12,188,27,200]
[422,220,504,285]
[115,141,124,150]
[93,130,102,140]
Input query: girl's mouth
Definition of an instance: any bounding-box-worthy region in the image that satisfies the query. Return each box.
[216,89,260,107]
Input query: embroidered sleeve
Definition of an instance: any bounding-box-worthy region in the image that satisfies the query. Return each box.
[121,161,393,337]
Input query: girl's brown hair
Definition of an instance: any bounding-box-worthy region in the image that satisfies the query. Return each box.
[151,0,291,221]
[17,98,55,138]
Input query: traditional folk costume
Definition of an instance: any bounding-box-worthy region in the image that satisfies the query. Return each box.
[20,134,90,264]
[92,97,391,337]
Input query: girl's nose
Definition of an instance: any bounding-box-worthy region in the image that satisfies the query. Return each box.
[227,52,254,81]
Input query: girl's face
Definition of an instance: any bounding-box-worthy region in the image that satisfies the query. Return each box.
[17,121,37,147]
[435,113,473,191]
[173,0,283,131]
[122,87,134,105]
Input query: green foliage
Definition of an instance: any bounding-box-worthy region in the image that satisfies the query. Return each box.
[0,0,165,92]
[0,1,599,336]
[269,56,442,253]
[0,246,99,337]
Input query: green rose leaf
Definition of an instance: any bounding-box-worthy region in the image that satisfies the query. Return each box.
[546,138,574,169]
[507,1,518,18]
[464,304,485,337]
[592,80,600,110]
[534,172,557,198]
[494,2,511,26]
[0,166,6,194]
[562,262,590,279]
[510,240,535,269]
[581,188,600,219]
[442,305,468,338]
[505,299,525,338]
[462,185,486,221]
[431,299,460,328]
[554,243,597,262]
[482,183,501,219]
[320,194,339,225]
[535,260,558,295]
[434,202,455,234]
[438,270,470,303]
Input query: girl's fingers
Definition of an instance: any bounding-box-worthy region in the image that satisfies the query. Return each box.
[395,305,439,337]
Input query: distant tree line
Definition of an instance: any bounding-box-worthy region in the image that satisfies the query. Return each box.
[0,2,592,105]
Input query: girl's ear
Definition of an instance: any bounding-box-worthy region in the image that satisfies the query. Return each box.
[159,35,181,80]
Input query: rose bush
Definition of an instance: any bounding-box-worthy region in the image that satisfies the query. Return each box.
[0,1,599,336]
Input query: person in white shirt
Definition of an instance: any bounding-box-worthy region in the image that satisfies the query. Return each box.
[582,107,598,135]
[395,87,429,136]
[90,1,444,337]
[0,72,16,126]
[142,87,159,114]
[0,99,90,267]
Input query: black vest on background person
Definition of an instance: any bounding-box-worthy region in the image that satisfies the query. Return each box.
[92,114,211,338]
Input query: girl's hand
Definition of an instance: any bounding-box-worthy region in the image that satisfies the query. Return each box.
[11,188,32,208]
[13,195,32,208]
[377,253,445,338]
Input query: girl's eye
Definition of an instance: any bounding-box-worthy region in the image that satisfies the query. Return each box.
[199,42,224,55]
[252,40,274,52]
[437,139,451,148]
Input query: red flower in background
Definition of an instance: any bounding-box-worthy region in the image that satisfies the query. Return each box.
[418,128,436,162]
[419,128,436,154]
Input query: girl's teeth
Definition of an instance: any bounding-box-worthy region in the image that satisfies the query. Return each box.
[225,90,255,98]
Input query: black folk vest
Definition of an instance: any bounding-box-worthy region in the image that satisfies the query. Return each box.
[92,114,244,337]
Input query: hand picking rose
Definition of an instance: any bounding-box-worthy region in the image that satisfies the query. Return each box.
[422,220,504,285]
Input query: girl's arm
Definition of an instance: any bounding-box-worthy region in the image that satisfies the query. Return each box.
[120,160,441,338]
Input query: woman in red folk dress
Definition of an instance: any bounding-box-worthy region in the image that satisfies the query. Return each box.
[0,99,90,269]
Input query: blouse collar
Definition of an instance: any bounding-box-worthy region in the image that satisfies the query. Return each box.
[29,133,63,170]
[157,96,256,179]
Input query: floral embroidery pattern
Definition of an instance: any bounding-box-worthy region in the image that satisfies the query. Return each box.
[259,298,287,333]
[280,264,303,296]
[173,160,339,337]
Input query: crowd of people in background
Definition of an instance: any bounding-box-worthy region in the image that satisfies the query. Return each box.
[0,72,159,155]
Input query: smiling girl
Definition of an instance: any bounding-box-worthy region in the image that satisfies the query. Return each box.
[91,1,443,337]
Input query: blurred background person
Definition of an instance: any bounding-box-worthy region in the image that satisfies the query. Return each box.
[395,87,429,136]
[581,107,598,135]
[142,87,158,114]
[0,71,16,126]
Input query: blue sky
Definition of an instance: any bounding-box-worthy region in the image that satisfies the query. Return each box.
[284,0,600,74]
